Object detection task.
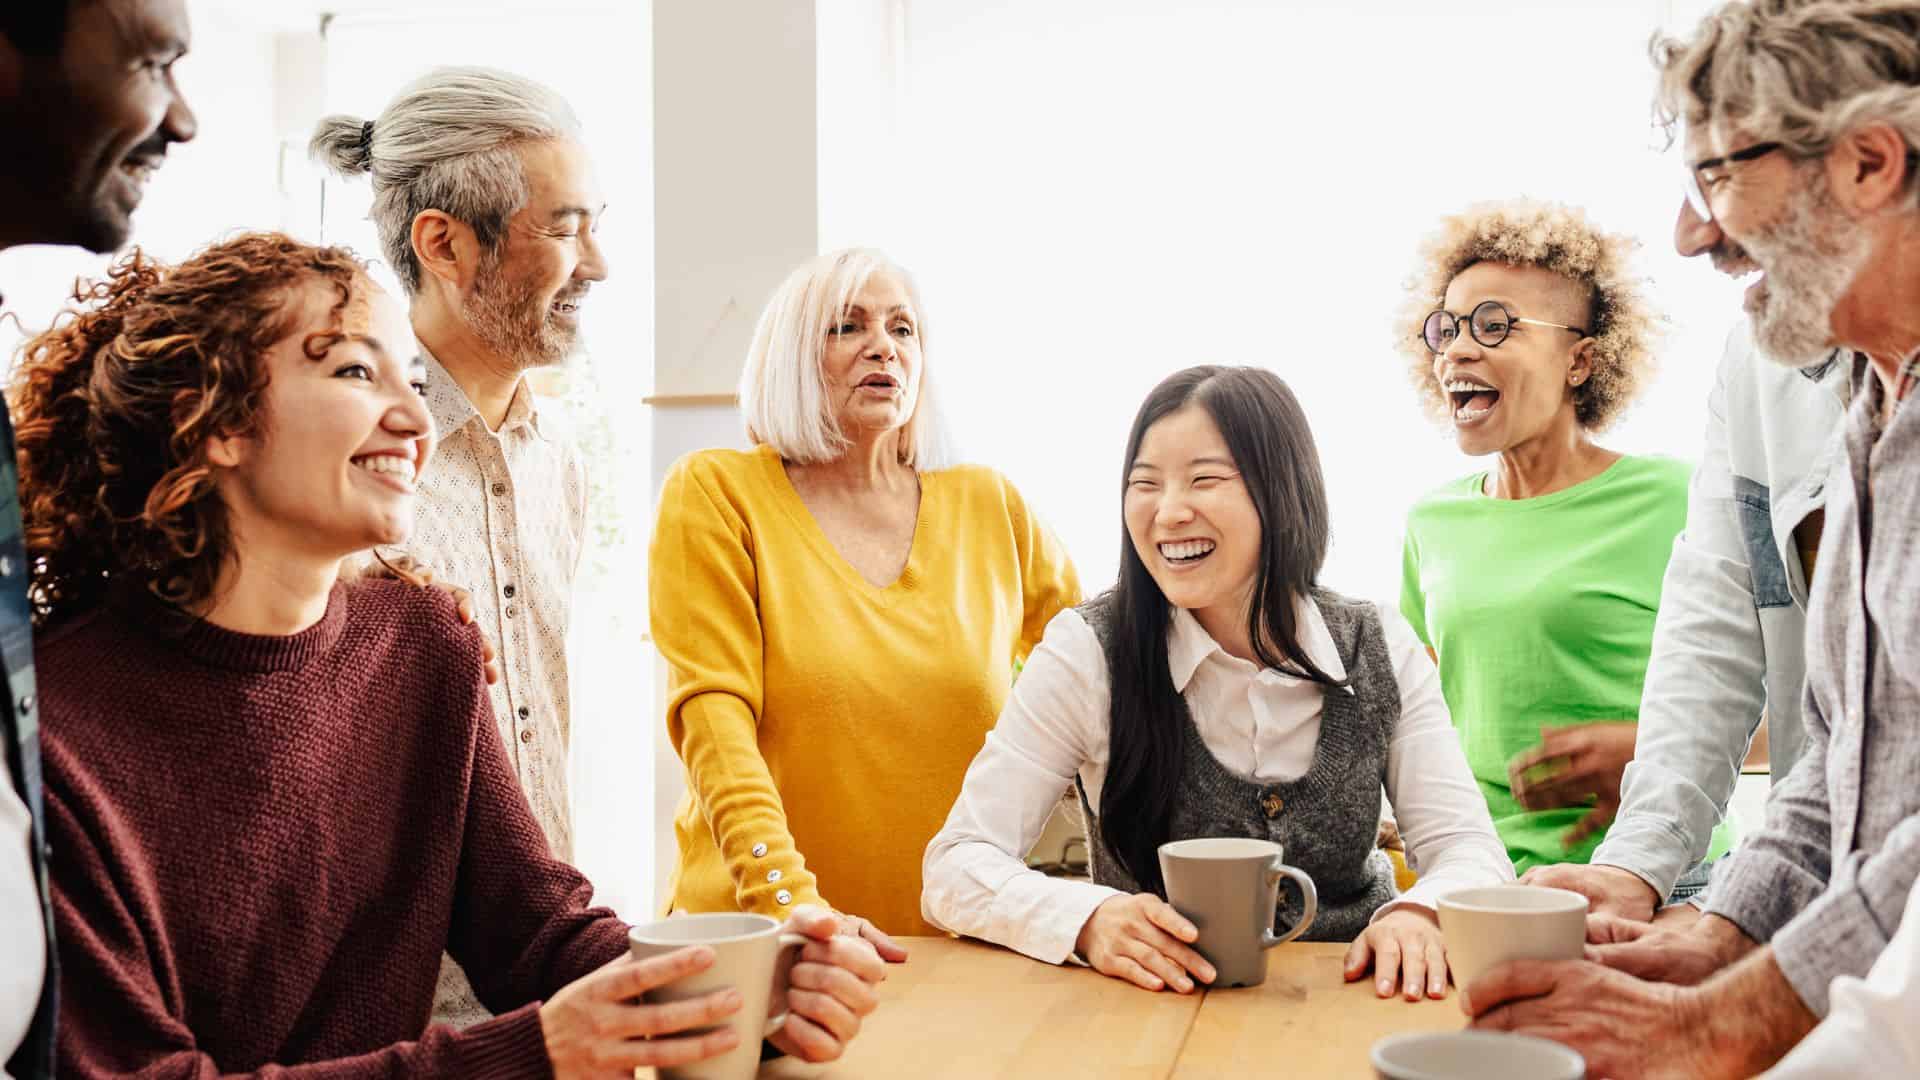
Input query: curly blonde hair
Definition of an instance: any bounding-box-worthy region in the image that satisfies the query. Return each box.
[1393,200,1663,432]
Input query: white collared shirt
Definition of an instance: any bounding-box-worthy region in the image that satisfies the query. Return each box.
[922,597,1514,963]
[406,351,587,1028]
[0,778,41,1075]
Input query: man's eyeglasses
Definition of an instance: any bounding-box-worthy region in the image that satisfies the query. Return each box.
[1682,141,1784,224]
[1422,300,1587,354]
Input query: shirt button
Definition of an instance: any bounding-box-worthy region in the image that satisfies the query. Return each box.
[0,556,13,577]
[767,869,783,883]
[517,706,531,720]
[775,889,793,906]
[751,843,768,858]
[1261,793,1284,818]
[519,728,534,744]
[504,604,517,619]
[491,481,507,497]
[16,695,31,716]
[502,584,516,598]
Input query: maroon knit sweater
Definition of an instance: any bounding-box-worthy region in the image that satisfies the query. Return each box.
[38,580,629,1077]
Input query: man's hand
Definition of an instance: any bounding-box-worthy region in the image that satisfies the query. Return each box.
[1589,912,1752,985]
[1520,863,1658,922]
[1507,721,1639,848]
[768,906,887,1064]
[1462,959,1716,1079]
[357,552,501,684]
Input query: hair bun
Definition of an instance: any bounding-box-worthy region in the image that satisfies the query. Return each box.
[307,114,375,176]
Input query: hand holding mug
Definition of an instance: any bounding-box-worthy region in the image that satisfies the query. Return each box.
[768,905,887,1063]
[540,948,744,1079]
[1345,906,1449,1001]
[1520,862,1659,923]
[1075,893,1217,993]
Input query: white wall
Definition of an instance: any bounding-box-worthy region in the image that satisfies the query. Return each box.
[891,0,1742,608]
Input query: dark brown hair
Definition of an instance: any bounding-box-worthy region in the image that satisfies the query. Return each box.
[9,232,370,626]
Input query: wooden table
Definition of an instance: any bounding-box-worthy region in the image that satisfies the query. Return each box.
[744,936,1463,1079]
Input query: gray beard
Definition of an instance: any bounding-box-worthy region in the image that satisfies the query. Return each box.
[1745,174,1873,367]
[461,264,577,371]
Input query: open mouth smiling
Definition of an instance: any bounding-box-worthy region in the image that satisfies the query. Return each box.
[1158,539,1215,564]
[1443,377,1501,424]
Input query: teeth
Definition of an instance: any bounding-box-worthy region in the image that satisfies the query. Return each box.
[354,455,416,485]
[1441,379,1496,393]
[1455,403,1495,422]
[1158,540,1215,561]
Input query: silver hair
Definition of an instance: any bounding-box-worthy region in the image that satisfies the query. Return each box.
[308,66,581,294]
[1653,0,1920,209]
[739,248,951,470]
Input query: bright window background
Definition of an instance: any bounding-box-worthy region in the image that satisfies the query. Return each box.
[887,0,1741,609]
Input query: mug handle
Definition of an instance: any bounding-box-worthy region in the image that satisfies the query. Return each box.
[1261,859,1318,949]
[762,933,811,1037]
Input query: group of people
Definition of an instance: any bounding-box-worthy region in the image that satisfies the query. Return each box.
[4,0,1919,1077]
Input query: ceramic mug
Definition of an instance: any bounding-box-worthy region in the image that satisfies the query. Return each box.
[1436,885,1588,991]
[1158,837,1318,988]
[627,912,808,1080]
[1371,1030,1585,1080]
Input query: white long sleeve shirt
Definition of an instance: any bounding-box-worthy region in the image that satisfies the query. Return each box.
[1763,875,1920,1077]
[0,777,42,1077]
[922,598,1513,963]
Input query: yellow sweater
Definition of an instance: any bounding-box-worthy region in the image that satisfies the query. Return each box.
[649,445,1080,934]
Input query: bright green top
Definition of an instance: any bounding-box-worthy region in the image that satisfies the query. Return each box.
[1399,455,1736,874]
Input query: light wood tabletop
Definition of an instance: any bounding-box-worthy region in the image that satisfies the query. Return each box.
[684,936,1464,1079]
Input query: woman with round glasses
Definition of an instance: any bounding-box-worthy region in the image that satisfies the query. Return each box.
[1393,200,1735,879]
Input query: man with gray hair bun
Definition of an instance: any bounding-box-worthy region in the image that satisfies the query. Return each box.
[311,65,604,1029]
[1460,2,1920,1076]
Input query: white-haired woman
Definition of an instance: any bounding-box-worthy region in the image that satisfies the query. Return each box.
[649,249,1080,941]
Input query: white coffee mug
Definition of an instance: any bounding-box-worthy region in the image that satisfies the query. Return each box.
[1436,885,1588,991]
[627,912,808,1080]
[1372,1030,1585,1080]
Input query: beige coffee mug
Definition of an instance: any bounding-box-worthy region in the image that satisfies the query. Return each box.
[1436,885,1588,991]
[1372,1030,1584,1080]
[628,912,808,1080]
[1159,837,1318,988]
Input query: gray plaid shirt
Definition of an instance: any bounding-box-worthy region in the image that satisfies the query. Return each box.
[1708,355,1920,1016]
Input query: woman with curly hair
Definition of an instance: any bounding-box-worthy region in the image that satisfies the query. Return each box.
[1394,201,1734,881]
[20,233,882,1078]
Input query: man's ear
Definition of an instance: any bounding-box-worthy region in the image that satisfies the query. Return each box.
[410,209,483,292]
[1828,122,1914,216]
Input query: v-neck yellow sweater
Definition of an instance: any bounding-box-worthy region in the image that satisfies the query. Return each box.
[650,445,1080,934]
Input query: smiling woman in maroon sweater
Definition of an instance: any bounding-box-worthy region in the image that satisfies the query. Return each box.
[12,235,884,1078]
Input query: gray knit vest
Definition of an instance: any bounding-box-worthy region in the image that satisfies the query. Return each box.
[1075,587,1400,942]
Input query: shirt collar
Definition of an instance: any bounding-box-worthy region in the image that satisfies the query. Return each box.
[1165,594,1349,693]
[420,344,545,443]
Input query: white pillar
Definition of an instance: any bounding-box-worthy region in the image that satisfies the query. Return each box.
[649,0,822,908]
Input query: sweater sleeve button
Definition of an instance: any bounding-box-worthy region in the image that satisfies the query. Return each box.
[767,869,783,883]
[775,889,793,905]
[751,843,768,858]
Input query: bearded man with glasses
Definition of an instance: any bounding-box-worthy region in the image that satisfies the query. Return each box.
[1463,2,1920,1076]
[1394,200,1708,884]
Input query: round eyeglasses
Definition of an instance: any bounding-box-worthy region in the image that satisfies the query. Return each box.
[1422,300,1587,354]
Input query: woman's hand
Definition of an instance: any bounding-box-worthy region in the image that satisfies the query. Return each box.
[838,910,910,963]
[1507,721,1639,848]
[1344,907,1449,1000]
[769,906,888,1063]
[1074,893,1216,993]
[540,948,743,1079]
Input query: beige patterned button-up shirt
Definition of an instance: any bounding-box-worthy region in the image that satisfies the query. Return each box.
[410,350,587,1026]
